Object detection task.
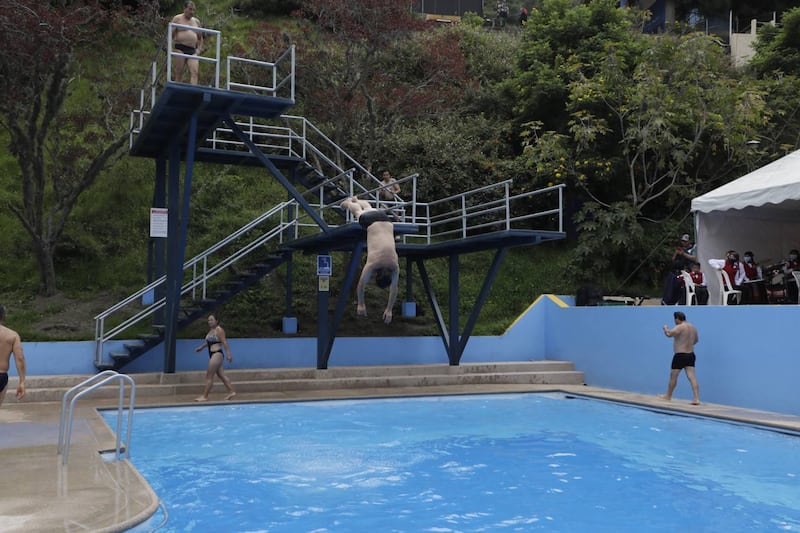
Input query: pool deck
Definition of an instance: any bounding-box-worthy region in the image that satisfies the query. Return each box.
[3,383,800,532]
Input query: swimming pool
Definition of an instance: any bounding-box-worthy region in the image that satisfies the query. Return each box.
[104,393,800,532]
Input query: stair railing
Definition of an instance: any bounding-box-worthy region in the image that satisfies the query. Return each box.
[58,371,135,466]
[94,201,298,366]
[131,27,295,148]
[226,45,295,101]
[206,116,375,201]
[405,182,565,244]
[166,23,222,86]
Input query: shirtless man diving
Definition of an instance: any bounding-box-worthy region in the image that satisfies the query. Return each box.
[171,1,204,85]
[341,197,400,324]
[0,305,26,406]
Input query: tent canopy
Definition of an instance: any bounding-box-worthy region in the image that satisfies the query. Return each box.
[692,149,800,213]
[691,149,800,303]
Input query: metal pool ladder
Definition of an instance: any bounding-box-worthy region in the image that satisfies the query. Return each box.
[58,370,136,466]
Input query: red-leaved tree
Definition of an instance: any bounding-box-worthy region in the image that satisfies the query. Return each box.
[242,0,472,172]
[0,0,135,295]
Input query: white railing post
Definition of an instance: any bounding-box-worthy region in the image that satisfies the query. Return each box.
[461,196,468,238]
[166,29,173,83]
[505,182,511,231]
[215,33,221,88]
[290,45,296,102]
[151,60,157,107]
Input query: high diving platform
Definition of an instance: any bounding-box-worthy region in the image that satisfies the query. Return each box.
[94,27,566,373]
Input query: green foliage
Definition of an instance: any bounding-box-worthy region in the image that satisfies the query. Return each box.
[232,0,302,17]
[511,1,770,284]
[751,7,800,77]
[8,0,800,340]
[461,11,485,28]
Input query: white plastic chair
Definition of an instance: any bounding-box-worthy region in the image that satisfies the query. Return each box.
[715,269,742,305]
[793,271,800,305]
[680,272,697,306]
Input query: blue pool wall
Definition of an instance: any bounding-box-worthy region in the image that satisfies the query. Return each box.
[12,295,799,416]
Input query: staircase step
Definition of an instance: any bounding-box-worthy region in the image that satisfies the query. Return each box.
[6,362,585,403]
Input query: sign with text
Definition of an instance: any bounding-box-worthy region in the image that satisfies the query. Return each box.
[318,276,330,292]
[317,255,332,276]
[149,208,168,238]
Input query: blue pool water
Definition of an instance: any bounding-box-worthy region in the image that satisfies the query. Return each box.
[103,393,800,532]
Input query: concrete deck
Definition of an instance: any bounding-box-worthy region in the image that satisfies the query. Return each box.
[2,380,800,532]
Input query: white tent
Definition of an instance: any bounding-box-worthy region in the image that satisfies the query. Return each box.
[691,149,800,303]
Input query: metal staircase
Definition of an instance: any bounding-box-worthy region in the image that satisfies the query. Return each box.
[94,201,295,370]
[95,29,567,372]
[95,35,403,371]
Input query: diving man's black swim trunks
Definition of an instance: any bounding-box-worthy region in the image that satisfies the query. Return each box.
[0,372,8,394]
[358,210,394,229]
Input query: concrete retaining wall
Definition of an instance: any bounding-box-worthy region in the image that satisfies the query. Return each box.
[9,295,798,416]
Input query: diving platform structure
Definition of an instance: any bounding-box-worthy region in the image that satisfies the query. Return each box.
[94,26,566,373]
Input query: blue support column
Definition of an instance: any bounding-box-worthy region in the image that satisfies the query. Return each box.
[403,257,416,317]
[414,248,509,366]
[456,248,506,359]
[316,249,330,369]
[448,254,460,366]
[321,243,365,366]
[163,111,199,373]
[416,259,448,352]
[152,158,167,326]
[163,144,182,373]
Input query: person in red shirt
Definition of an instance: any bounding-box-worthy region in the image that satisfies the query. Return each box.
[688,262,709,305]
[740,251,766,304]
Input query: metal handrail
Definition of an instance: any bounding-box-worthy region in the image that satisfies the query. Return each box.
[93,201,296,365]
[404,182,565,244]
[166,24,222,86]
[226,45,295,99]
[58,371,135,466]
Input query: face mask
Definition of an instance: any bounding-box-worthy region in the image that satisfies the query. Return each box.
[744,256,752,263]
[728,257,737,263]
[790,255,798,261]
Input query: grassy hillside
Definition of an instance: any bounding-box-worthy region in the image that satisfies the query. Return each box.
[0,2,658,342]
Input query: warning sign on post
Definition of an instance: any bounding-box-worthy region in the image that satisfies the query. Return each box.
[150,208,168,238]
[317,255,332,276]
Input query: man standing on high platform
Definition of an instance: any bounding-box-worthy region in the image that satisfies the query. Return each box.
[341,197,400,324]
[171,1,204,85]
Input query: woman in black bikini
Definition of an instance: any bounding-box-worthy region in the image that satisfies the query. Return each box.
[193,314,236,401]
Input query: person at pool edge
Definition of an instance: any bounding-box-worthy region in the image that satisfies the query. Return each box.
[660,311,700,405]
[341,196,400,324]
[193,313,236,401]
[0,304,25,406]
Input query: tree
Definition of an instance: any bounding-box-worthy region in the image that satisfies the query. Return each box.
[512,1,766,283]
[288,0,471,173]
[0,1,130,295]
[750,6,800,77]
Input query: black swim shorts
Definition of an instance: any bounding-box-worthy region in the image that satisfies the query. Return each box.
[358,210,393,229]
[671,352,696,370]
[175,43,196,55]
[0,372,8,394]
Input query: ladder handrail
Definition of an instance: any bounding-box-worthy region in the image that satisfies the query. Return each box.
[94,200,290,322]
[94,215,296,366]
[58,371,136,466]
